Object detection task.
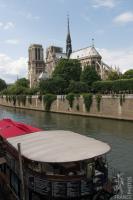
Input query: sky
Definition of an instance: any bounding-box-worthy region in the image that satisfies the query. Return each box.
[0,0,133,83]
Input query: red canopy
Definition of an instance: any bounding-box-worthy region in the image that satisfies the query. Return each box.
[0,119,42,139]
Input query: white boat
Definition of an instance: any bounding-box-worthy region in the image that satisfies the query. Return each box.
[0,119,118,200]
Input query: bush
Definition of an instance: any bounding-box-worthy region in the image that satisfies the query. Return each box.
[67,81,88,93]
[112,79,133,93]
[16,95,26,106]
[0,79,7,91]
[28,96,32,104]
[93,81,113,93]
[12,95,17,106]
[81,66,101,86]
[119,94,125,106]
[39,78,67,95]
[122,69,133,79]
[96,94,102,111]
[43,94,57,111]
[38,95,42,102]
[83,93,93,112]
[76,103,80,111]
[66,93,75,108]
[53,59,81,82]
[93,79,133,94]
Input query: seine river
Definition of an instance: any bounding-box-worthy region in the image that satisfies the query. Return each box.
[0,105,133,195]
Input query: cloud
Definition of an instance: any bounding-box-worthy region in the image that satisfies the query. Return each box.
[0,53,27,83]
[91,0,116,8]
[0,22,15,30]
[4,22,15,30]
[114,12,133,24]
[0,22,3,27]
[98,48,133,72]
[18,11,40,20]
[5,39,20,45]
[26,13,40,20]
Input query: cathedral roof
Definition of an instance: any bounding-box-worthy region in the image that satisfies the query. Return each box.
[70,46,102,59]
[55,52,67,59]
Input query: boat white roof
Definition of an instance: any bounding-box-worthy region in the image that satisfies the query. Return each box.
[7,130,110,163]
[70,46,101,59]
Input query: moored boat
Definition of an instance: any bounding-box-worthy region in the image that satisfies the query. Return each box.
[0,119,118,200]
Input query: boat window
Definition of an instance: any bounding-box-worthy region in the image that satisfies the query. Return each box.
[86,163,94,179]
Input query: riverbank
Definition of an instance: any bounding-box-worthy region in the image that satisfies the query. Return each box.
[0,95,133,121]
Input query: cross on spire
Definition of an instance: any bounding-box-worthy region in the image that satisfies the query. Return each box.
[92,38,95,47]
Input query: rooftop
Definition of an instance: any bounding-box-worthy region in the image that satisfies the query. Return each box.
[70,46,102,59]
[7,130,110,163]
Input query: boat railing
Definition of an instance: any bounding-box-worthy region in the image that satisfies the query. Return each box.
[106,165,120,195]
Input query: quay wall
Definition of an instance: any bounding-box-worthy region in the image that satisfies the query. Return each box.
[0,95,133,121]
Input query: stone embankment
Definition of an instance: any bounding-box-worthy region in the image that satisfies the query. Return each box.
[0,95,133,121]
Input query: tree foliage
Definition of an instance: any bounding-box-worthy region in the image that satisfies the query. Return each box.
[81,66,101,86]
[122,69,133,79]
[93,79,133,93]
[1,85,38,95]
[0,79,7,91]
[52,59,81,83]
[67,81,88,93]
[107,71,120,80]
[83,93,93,112]
[93,81,113,93]
[95,94,102,111]
[43,94,57,111]
[39,77,67,94]
[66,93,75,108]
[15,78,29,88]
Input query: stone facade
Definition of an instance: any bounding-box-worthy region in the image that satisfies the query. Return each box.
[45,46,67,77]
[45,45,111,80]
[28,44,45,88]
[28,18,112,86]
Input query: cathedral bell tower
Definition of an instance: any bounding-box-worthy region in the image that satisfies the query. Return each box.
[66,15,72,58]
[28,44,45,88]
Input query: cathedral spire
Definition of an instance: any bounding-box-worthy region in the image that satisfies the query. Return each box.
[67,14,70,34]
[92,38,95,47]
[66,15,72,58]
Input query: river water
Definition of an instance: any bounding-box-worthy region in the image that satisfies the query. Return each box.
[0,106,133,192]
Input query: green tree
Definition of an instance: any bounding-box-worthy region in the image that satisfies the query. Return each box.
[0,79,7,91]
[81,66,101,86]
[39,77,67,94]
[123,69,133,79]
[52,59,81,83]
[107,71,120,80]
[15,78,29,88]
[67,81,88,93]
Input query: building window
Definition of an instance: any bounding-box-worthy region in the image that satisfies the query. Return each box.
[35,48,37,60]
[38,48,40,60]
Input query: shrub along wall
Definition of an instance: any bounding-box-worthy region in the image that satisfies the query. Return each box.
[0,94,133,121]
[93,79,133,94]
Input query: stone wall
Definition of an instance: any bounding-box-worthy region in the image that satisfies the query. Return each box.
[0,95,133,121]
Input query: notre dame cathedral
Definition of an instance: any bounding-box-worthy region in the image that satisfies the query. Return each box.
[28,17,112,88]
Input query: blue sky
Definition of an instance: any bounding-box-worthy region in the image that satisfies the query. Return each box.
[0,0,133,82]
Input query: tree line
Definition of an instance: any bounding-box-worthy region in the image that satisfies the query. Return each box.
[0,59,133,95]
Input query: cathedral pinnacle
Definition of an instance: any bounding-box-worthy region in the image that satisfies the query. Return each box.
[92,38,95,47]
